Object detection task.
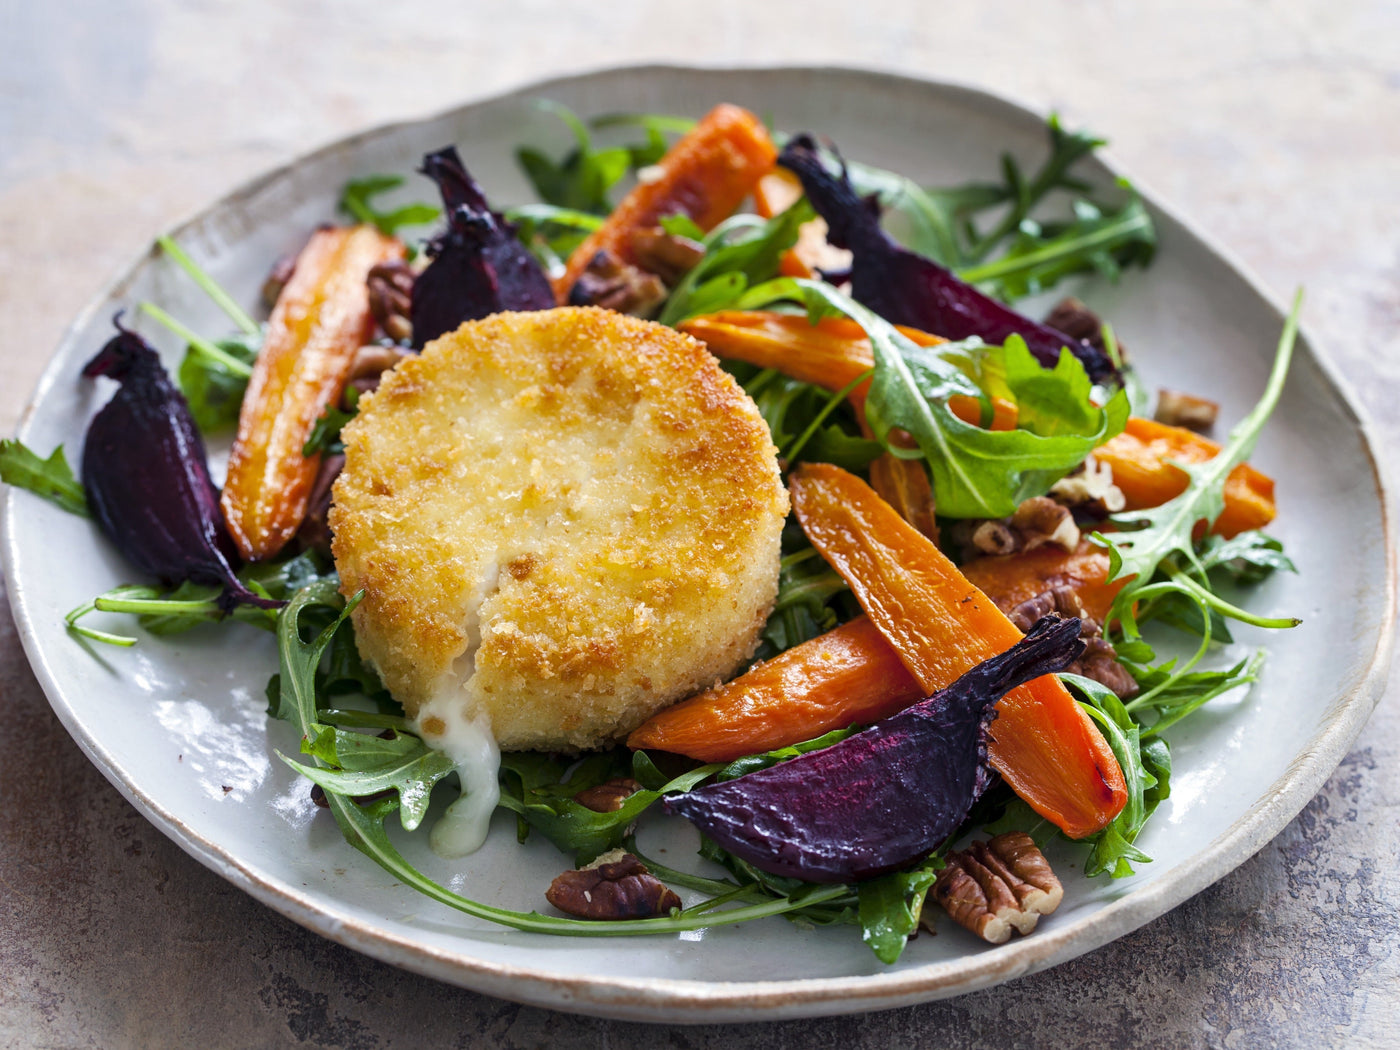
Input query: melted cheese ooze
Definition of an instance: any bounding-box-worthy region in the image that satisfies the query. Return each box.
[416,688,501,859]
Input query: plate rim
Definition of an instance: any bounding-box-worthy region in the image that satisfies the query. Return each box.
[3,62,1395,1022]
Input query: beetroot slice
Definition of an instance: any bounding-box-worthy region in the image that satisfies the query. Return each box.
[663,616,1085,883]
[410,146,555,349]
[81,321,278,611]
[777,135,1117,385]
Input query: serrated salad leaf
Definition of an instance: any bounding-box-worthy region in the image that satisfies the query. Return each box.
[0,440,89,516]
[1098,291,1303,619]
[958,191,1156,303]
[858,861,942,963]
[1063,673,1158,878]
[736,276,1128,518]
[515,102,687,216]
[338,174,442,236]
[287,724,455,831]
[656,200,815,326]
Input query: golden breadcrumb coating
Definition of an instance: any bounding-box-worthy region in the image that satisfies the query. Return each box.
[330,307,787,752]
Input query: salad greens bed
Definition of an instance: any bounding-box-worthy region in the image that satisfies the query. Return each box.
[0,103,1301,965]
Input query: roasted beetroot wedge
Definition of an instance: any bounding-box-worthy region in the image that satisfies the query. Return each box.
[81,321,279,611]
[410,146,555,348]
[777,135,1117,384]
[663,616,1085,883]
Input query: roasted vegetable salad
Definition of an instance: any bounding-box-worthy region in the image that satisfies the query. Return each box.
[1,101,1302,964]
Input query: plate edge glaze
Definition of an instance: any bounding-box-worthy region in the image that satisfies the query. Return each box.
[3,64,1395,1024]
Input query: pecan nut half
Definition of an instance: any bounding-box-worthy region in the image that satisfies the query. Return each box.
[931,831,1064,943]
[573,777,643,813]
[567,249,668,317]
[546,849,682,920]
[1154,389,1219,433]
[367,260,415,343]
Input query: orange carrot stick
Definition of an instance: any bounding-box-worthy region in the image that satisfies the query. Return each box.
[790,462,1128,839]
[627,616,923,762]
[1094,417,1275,538]
[553,104,776,301]
[222,224,403,561]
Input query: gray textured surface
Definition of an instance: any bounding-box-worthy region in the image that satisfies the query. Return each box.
[2,1,1398,1047]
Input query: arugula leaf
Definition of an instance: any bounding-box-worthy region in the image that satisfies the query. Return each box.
[505,203,604,274]
[338,175,442,236]
[68,551,329,647]
[846,160,964,266]
[1064,673,1158,878]
[858,861,941,963]
[1195,531,1296,582]
[656,202,815,325]
[739,278,1127,518]
[497,751,721,864]
[287,724,454,830]
[517,102,634,215]
[958,192,1156,303]
[0,440,88,516]
[176,330,260,432]
[1099,291,1302,607]
[302,398,357,457]
[753,547,852,661]
[964,114,1107,263]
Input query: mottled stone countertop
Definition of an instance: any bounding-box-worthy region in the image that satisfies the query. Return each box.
[3,2,1397,1047]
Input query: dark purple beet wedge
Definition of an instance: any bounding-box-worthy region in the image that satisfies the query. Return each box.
[81,320,280,611]
[777,135,1118,385]
[663,615,1085,883]
[410,146,555,348]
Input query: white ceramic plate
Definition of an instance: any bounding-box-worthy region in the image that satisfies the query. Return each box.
[3,66,1394,1023]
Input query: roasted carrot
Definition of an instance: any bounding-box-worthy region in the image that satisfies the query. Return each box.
[627,616,923,761]
[553,104,777,301]
[678,311,1018,428]
[1094,417,1275,538]
[222,224,404,561]
[960,540,1127,625]
[790,463,1128,839]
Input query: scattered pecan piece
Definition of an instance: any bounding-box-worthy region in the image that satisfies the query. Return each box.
[573,777,644,813]
[1002,590,1138,698]
[567,249,668,317]
[261,252,298,309]
[367,260,415,343]
[1154,389,1219,433]
[1010,496,1080,552]
[341,344,411,408]
[628,227,705,285]
[1005,586,1089,634]
[1043,296,1122,359]
[969,519,1018,556]
[954,496,1081,560]
[1070,635,1140,698]
[1049,455,1125,516]
[545,849,682,920]
[931,831,1064,943]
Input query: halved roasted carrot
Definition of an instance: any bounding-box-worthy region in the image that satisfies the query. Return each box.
[627,616,923,762]
[553,104,777,301]
[678,311,1018,428]
[222,224,404,561]
[1094,417,1275,538]
[960,540,1127,625]
[790,463,1128,839]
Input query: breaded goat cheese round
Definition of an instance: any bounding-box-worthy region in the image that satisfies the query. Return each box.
[330,307,788,754]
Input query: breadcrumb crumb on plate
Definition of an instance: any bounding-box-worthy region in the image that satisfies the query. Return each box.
[329,307,788,753]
